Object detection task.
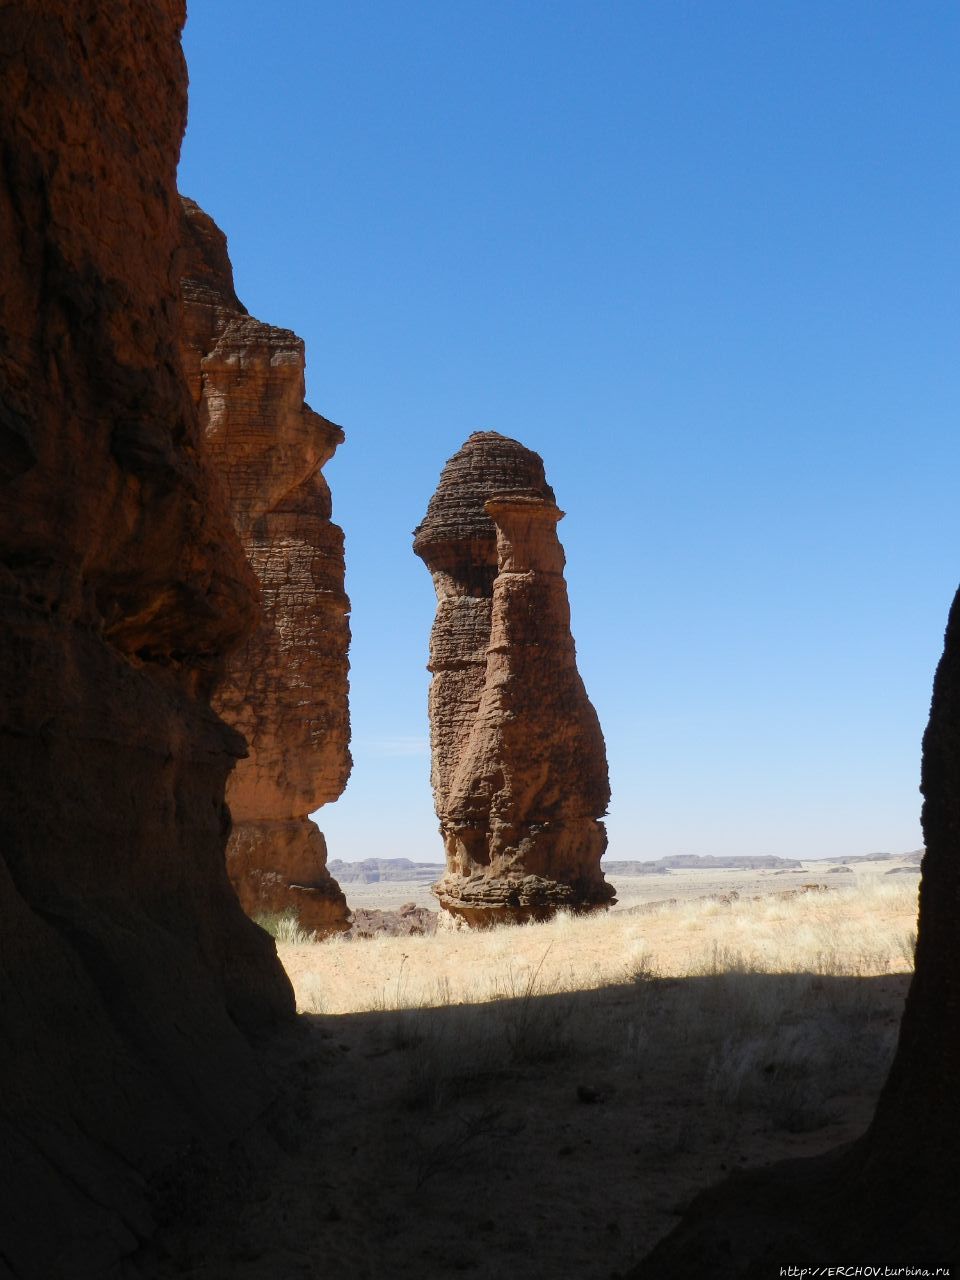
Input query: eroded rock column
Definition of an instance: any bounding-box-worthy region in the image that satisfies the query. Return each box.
[179,198,351,933]
[414,433,614,924]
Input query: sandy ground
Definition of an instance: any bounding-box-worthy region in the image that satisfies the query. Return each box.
[136,861,918,1280]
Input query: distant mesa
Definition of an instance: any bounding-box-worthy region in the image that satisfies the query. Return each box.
[602,851,924,877]
[822,848,924,865]
[328,858,443,884]
[603,854,804,875]
[414,432,615,925]
[327,851,910,884]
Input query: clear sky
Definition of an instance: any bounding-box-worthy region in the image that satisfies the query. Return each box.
[179,1,959,864]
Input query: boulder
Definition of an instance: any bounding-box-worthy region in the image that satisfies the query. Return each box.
[179,197,351,934]
[414,432,614,924]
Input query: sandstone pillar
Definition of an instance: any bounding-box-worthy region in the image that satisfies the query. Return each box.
[179,198,351,934]
[414,433,614,924]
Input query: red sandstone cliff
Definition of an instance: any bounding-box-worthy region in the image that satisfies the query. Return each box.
[179,197,351,934]
[0,5,294,1276]
[414,432,614,923]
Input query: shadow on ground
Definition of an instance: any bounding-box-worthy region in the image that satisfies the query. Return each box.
[129,971,909,1280]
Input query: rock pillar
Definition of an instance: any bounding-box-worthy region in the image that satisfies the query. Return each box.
[414,433,614,924]
[179,197,351,933]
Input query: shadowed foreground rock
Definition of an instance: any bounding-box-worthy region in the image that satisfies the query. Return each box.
[632,599,960,1274]
[0,5,294,1276]
[179,197,351,934]
[414,432,614,924]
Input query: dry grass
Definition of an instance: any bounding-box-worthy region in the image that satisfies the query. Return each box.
[147,872,918,1278]
[280,873,918,1016]
[254,911,319,946]
[279,872,917,1151]
[280,872,916,1147]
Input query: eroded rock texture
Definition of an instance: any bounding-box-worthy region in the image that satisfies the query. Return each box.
[414,432,614,923]
[633,604,960,1274]
[179,198,351,934]
[0,5,294,1276]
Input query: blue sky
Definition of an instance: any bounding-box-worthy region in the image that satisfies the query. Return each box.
[179,2,959,863]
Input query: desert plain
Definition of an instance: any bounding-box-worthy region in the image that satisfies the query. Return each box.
[142,853,920,1279]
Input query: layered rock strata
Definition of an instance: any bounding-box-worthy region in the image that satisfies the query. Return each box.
[633,621,960,1273]
[0,4,294,1276]
[179,198,351,934]
[414,432,614,923]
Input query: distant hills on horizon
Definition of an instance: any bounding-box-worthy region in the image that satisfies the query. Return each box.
[818,848,923,866]
[603,854,803,875]
[328,849,924,882]
[328,858,442,884]
[603,849,923,876]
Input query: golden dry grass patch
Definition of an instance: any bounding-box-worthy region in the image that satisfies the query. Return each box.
[279,873,918,1015]
[153,873,918,1278]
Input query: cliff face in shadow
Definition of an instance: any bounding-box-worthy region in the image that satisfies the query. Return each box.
[634,598,960,1273]
[414,432,614,924]
[179,197,351,935]
[866,587,960,1230]
[0,5,294,1276]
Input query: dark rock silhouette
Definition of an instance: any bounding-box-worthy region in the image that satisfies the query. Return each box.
[0,4,294,1275]
[179,197,351,935]
[414,432,614,924]
[633,600,960,1273]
